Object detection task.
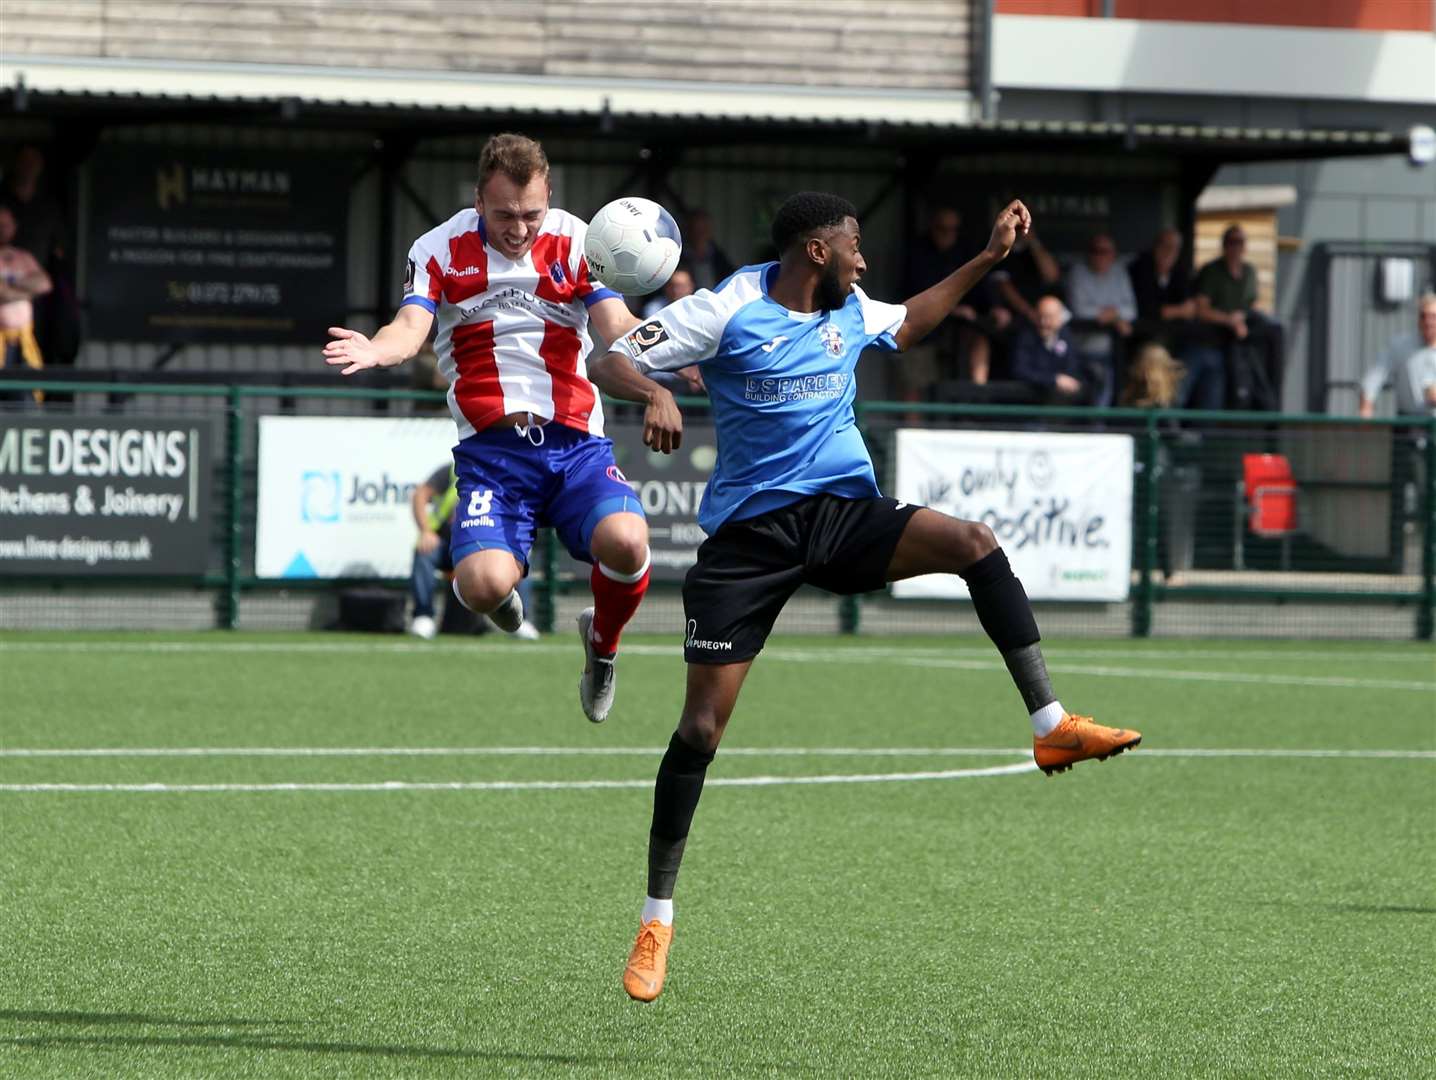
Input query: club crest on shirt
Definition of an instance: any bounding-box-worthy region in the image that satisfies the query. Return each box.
[549,260,567,286]
[606,464,629,483]
[627,320,669,354]
[819,322,845,357]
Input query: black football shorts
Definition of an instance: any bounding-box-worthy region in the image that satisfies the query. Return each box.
[682,493,921,664]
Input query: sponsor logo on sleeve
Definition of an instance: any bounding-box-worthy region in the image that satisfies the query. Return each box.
[403,258,416,293]
[627,320,670,355]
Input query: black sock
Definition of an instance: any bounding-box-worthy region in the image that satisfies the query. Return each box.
[959,548,1054,713]
[647,730,715,900]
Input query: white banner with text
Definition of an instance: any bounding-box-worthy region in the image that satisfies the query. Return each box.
[891,429,1133,602]
[256,416,455,579]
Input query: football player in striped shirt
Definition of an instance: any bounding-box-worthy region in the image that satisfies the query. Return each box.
[324,134,671,724]
[589,192,1142,1001]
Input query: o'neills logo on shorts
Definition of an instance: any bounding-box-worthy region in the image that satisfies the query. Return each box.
[685,619,732,651]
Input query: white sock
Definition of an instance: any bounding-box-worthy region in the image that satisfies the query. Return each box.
[641,896,673,927]
[1031,701,1065,737]
[448,577,471,611]
[597,548,651,584]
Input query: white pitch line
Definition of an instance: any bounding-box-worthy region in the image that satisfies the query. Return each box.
[1,639,1429,690]
[2,638,1432,668]
[2,745,1432,760]
[0,761,1039,793]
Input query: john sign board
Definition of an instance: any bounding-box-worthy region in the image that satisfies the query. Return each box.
[256,416,456,579]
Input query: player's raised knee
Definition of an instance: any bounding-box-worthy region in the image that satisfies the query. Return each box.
[957,520,999,567]
[454,558,520,614]
[593,515,650,575]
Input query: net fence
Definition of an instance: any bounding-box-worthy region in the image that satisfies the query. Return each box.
[1,383,1431,641]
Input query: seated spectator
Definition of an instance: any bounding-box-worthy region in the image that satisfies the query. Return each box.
[1129,227,1196,325]
[1010,295,1107,405]
[409,463,539,641]
[1120,342,1185,408]
[684,209,735,291]
[1359,292,1436,418]
[641,264,695,318]
[1066,232,1136,358]
[0,204,52,406]
[989,229,1061,328]
[1195,223,1283,410]
[892,206,1006,409]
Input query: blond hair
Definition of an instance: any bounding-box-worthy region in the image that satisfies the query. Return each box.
[1121,343,1186,408]
[477,133,549,191]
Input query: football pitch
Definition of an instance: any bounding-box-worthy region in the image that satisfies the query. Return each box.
[2,631,1432,1079]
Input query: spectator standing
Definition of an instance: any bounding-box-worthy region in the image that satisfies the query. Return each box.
[0,204,52,405]
[1359,293,1436,418]
[1128,227,1195,325]
[641,265,695,318]
[894,206,1006,407]
[1010,296,1103,405]
[989,229,1061,327]
[0,146,66,271]
[683,209,735,291]
[1,146,74,372]
[1129,227,1222,410]
[1066,233,1134,396]
[1195,224,1282,409]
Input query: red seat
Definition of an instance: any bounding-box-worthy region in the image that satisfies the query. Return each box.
[1233,454,1300,570]
[1243,454,1299,537]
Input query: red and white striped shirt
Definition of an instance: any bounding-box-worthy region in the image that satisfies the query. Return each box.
[401,208,620,439]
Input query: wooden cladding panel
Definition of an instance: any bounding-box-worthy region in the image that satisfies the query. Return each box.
[2,0,975,91]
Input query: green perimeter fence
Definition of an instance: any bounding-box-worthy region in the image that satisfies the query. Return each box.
[1,379,1433,641]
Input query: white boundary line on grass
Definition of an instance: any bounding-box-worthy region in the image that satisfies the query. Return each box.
[0,639,1431,691]
[2,747,1429,794]
[0,760,1041,793]
[2,745,1432,760]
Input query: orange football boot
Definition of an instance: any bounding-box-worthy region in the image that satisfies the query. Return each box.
[1033,714,1141,776]
[623,920,673,1002]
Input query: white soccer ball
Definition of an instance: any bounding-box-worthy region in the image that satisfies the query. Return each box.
[583,197,683,296]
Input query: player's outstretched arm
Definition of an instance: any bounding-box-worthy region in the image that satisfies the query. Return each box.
[588,350,684,454]
[894,199,1032,351]
[323,304,435,376]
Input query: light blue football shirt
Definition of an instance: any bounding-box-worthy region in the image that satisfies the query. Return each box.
[613,262,907,535]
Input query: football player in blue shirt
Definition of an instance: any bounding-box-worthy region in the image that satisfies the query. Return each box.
[589,192,1141,1002]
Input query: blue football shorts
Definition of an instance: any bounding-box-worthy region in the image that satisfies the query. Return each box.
[449,423,644,573]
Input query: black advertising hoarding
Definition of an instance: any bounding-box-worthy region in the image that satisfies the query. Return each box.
[588,421,716,582]
[86,147,348,343]
[0,418,214,576]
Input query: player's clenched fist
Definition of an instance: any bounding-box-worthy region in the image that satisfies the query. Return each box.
[642,386,683,455]
[985,200,1033,262]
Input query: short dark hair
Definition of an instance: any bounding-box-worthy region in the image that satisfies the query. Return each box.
[771,192,858,254]
[477,133,549,191]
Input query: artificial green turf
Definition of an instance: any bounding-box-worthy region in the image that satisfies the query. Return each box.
[1,633,1433,1078]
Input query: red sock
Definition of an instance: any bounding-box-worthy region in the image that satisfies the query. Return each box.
[589,556,650,655]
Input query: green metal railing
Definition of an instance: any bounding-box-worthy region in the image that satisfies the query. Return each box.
[3,379,1433,639]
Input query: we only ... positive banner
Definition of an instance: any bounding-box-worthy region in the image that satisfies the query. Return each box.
[891,429,1134,602]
